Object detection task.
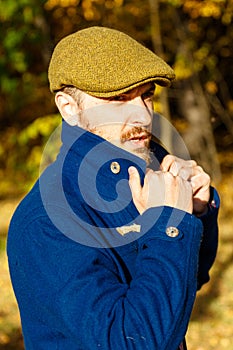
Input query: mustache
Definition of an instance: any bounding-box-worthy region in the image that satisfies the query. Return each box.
[121,126,151,143]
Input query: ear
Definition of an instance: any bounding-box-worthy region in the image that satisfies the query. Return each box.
[55,91,80,126]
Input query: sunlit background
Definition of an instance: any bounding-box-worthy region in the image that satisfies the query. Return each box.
[0,0,232,349]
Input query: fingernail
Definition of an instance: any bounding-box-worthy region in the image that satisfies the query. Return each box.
[128,166,136,175]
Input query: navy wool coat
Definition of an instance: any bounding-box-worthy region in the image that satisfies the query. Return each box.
[7,121,219,349]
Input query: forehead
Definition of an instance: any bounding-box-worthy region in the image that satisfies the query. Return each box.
[80,82,155,105]
[100,82,156,101]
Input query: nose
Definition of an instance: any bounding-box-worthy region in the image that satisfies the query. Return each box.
[125,96,153,127]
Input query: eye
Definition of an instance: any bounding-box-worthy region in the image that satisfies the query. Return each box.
[142,89,155,100]
[109,94,127,102]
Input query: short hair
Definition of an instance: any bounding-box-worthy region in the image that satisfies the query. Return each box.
[59,85,83,105]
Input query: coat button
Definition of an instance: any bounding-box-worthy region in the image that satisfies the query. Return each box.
[166,226,179,237]
[110,161,121,174]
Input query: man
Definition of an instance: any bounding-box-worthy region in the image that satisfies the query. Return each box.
[7,27,219,349]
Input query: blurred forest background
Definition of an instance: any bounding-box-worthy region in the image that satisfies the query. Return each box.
[0,0,233,349]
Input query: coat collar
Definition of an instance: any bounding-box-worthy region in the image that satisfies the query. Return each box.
[59,120,147,191]
[41,120,167,248]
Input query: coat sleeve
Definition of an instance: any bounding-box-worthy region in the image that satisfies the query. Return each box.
[197,187,220,289]
[153,143,220,291]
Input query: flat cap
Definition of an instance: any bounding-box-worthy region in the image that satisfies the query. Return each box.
[48,26,175,97]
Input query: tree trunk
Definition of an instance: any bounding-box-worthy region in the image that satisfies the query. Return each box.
[149,0,173,153]
[171,7,221,183]
[179,77,221,183]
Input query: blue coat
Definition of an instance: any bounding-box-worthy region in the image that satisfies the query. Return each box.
[7,121,219,349]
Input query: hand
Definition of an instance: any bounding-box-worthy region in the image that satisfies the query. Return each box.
[128,166,193,215]
[160,155,211,215]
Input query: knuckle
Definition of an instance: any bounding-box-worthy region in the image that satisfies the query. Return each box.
[195,165,204,173]
[190,159,197,167]
[164,171,175,182]
[204,173,211,184]
[145,169,153,178]
[164,154,176,163]
[172,161,180,170]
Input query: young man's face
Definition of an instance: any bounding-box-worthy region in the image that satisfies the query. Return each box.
[79,83,155,163]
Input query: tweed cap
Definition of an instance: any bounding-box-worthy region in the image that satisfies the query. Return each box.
[48,26,175,97]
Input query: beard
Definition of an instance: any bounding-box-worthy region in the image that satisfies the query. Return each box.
[88,125,152,165]
[120,126,152,164]
[131,146,152,165]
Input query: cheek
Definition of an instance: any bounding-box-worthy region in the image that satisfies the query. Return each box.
[100,125,123,137]
[81,108,121,130]
[90,125,123,142]
[79,110,100,129]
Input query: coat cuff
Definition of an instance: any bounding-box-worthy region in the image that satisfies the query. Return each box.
[137,206,203,247]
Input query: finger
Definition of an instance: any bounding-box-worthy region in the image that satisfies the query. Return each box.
[192,174,210,215]
[190,165,204,176]
[160,172,193,213]
[169,161,182,177]
[160,155,176,171]
[128,166,142,198]
[178,167,193,181]
[190,172,210,195]
[163,159,191,178]
[160,155,197,174]
[173,176,193,214]
[180,165,205,182]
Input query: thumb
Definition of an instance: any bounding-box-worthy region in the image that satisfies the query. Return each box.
[128,166,142,198]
